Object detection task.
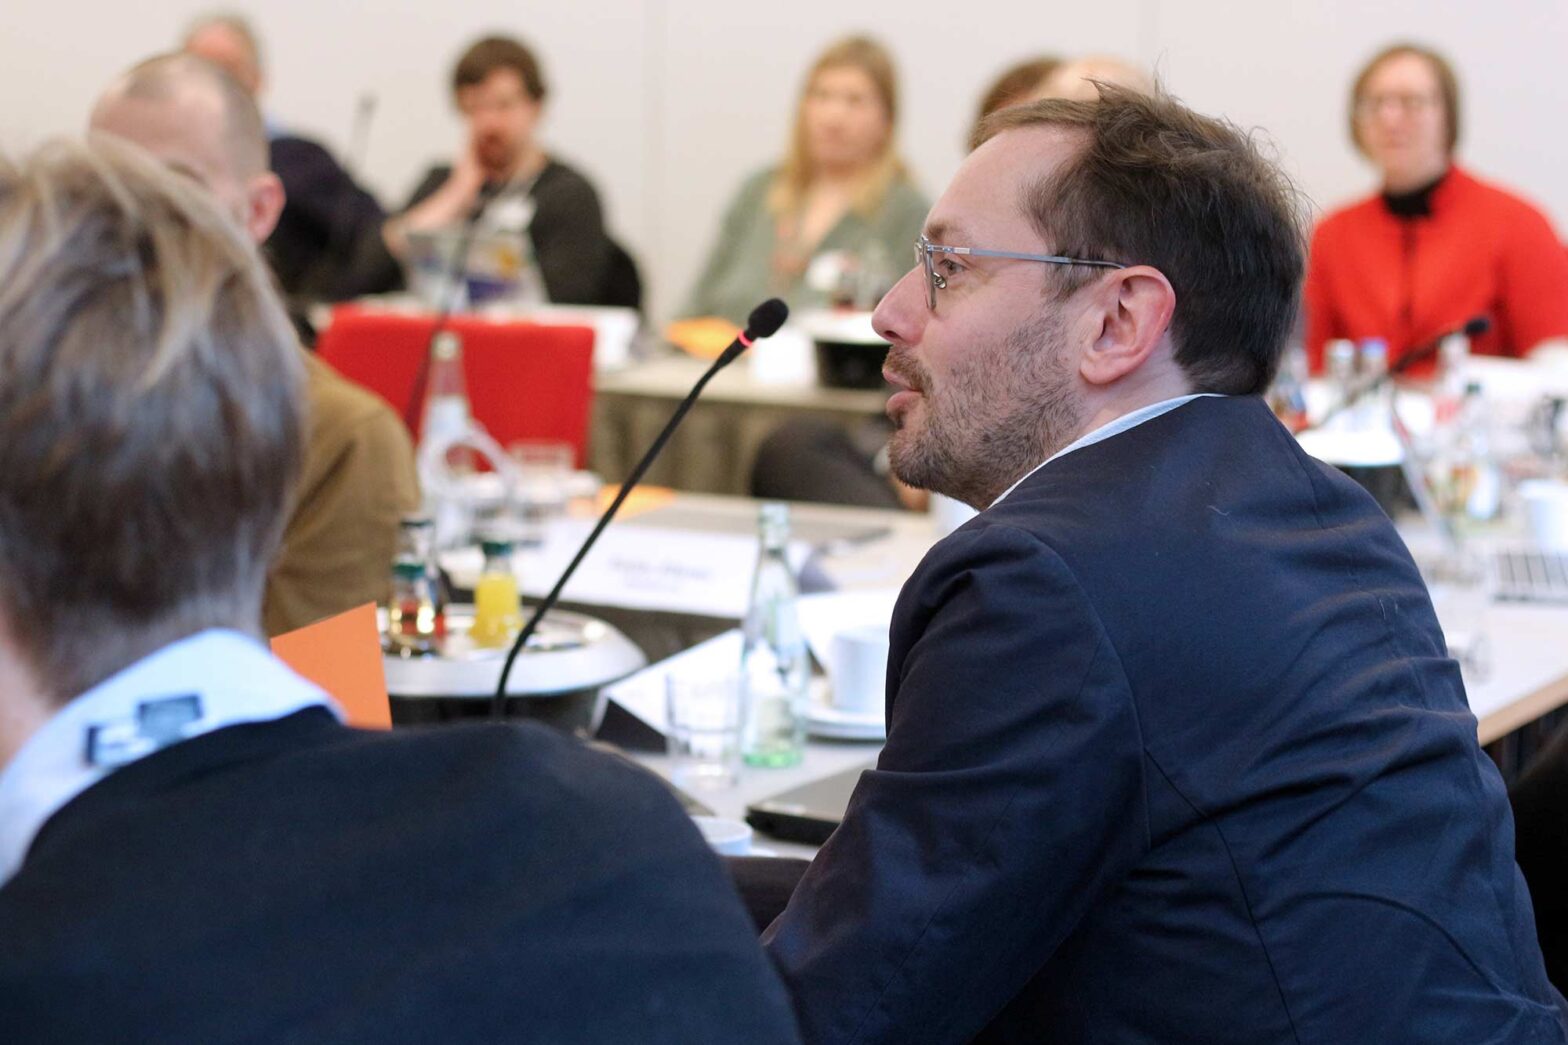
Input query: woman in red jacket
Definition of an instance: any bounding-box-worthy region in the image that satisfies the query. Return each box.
[1304,43,1568,372]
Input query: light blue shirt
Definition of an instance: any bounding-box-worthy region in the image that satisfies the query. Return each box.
[990,394,1226,509]
[0,629,338,887]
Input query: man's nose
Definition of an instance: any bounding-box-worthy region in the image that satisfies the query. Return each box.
[873,266,927,348]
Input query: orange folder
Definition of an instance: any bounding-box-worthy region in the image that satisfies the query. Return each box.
[270,602,392,730]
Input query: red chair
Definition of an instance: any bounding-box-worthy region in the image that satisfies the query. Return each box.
[316,305,597,466]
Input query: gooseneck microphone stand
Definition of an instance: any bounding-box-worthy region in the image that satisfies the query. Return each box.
[489,299,791,718]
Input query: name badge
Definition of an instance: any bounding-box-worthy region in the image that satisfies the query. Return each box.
[84,694,203,768]
[486,194,536,235]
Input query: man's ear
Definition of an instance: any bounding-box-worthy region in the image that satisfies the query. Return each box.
[0,608,53,769]
[244,172,285,244]
[1077,265,1176,387]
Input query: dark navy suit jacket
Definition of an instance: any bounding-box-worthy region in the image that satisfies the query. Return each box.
[765,395,1565,1043]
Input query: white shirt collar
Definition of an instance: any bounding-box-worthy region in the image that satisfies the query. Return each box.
[0,629,339,887]
[989,393,1225,509]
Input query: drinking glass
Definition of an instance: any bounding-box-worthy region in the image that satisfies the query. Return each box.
[506,440,574,548]
[665,675,743,790]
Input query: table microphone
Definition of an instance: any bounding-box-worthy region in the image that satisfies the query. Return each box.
[1389,315,1491,376]
[1299,315,1490,434]
[399,182,506,430]
[348,91,377,175]
[490,298,791,716]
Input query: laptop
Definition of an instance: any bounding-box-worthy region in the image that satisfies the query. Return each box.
[745,762,875,846]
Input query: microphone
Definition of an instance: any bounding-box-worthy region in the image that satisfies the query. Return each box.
[1300,315,1489,434]
[1388,315,1490,377]
[490,299,790,716]
[348,91,377,175]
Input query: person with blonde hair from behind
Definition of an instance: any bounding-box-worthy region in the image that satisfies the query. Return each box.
[679,34,928,328]
[90,52,419,636]
[0,136,802,1044]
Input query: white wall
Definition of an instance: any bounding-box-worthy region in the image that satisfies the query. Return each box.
[4,1,1567,321]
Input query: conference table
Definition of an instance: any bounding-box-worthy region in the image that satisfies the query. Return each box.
[424,489,1568,857]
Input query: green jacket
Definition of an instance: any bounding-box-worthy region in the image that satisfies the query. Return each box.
[681,166,929,325]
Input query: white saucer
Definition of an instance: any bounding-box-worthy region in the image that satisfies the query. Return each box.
[805,701,885,742]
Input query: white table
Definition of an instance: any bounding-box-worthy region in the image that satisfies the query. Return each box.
[636,741,879,861]
[1461,601,1568,744]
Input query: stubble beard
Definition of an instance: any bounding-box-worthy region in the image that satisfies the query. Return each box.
[887,308,1086,509]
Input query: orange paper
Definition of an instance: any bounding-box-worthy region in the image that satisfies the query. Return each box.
[578,484,678,520]
[270,602,392,730]
[665,316,740,359]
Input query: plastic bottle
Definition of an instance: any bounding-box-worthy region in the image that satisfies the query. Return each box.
[419,331,474,469]
[1434,332,1471,427]
[1355,338,1391,431]
[470,537,522,648]
[1267,344,1310,431]
[1325,338,1357,430]
[385,515,445,656]
[417,331,477,546]
[739,503,807,768]
[386,562,445,656]
[1436,381,1502,527]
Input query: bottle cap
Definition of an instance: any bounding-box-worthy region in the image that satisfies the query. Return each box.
[480,537,515,558]
[432,330,462,361]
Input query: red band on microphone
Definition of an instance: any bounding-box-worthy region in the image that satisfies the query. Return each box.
[738,331,755,348]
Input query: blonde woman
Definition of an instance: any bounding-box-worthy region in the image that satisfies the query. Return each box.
[680,35,927,325]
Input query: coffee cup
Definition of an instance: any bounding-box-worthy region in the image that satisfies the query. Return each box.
[692,815,753,856]
[830,625,889,715]
[1520,479,1568,552]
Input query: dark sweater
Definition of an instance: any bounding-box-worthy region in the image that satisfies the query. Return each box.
[351,158,631,310]
[266,134,396,304]
[0,708,801,1043]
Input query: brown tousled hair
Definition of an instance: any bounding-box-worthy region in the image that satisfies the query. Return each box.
[453,35,548,102]
[0,138,304,703]
[977,85,1307,396]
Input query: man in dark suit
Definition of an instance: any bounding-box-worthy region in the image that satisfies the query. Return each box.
[0,139,798,1043]
[183,13,396,307]
[762,86,1566,1042]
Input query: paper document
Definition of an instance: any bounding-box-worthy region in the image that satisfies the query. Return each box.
[600,630,744,734]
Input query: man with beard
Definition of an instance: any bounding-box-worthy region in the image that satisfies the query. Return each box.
[761,86,1566,1043]
[372,35,633,308]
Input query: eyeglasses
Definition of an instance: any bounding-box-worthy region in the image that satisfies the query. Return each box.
[1354,92,1440,118]
[915,233,1125,310]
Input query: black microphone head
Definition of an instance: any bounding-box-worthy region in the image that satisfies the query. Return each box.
[1463,315,1491,338]
[745,298,789,340]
